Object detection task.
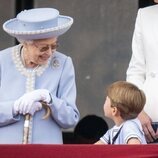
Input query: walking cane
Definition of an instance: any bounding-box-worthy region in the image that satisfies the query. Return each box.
[22,102,51,144]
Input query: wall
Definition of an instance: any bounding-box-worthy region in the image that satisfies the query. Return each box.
[0,0,15,49]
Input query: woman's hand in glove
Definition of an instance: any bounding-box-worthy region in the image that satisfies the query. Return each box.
[13,89,51,115]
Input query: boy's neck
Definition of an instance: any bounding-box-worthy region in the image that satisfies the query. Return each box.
[113,117,124,127]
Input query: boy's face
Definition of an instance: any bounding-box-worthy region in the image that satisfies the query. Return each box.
[103,96,113,118]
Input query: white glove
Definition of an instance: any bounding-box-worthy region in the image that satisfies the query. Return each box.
[13,89,51,115]
[13,101,42,115]
[28,101,42,115]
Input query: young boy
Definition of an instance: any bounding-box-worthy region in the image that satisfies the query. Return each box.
[95,81,147,144]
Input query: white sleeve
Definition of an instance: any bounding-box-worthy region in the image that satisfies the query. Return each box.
[126,9,146,89]
[100,130,110,144]
[123,120,144,144]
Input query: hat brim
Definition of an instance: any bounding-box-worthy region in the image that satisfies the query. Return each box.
[3,15,73,40]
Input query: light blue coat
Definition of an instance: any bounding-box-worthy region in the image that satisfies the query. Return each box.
[0,45,80,144]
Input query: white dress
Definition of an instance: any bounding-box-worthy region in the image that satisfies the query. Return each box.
[126,5,158,122]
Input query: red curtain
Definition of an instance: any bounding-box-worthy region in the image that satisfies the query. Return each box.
[0,144,158,158]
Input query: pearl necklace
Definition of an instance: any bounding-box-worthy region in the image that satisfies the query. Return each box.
[12,44,51,77]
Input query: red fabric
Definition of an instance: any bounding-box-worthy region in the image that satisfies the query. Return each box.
[0,145,158,158]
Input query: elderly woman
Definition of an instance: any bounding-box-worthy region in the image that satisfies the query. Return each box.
[0,8,80,144]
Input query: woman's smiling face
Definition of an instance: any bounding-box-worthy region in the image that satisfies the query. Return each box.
[24,37,58,66]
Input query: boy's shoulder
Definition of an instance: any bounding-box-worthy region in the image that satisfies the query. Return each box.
[123,118,143,133]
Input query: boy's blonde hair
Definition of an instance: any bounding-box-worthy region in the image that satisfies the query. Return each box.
[107,81,146,120]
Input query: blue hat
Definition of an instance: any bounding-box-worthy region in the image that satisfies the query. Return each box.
[3,8,73,40]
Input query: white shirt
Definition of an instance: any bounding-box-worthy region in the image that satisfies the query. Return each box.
[100,118,147,144]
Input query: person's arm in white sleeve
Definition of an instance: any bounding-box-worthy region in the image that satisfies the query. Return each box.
[126,9,146,89]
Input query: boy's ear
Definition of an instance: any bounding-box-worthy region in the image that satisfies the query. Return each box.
[112,107,118,116]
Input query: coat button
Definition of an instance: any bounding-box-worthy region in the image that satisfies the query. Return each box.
[150,72,156,78]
